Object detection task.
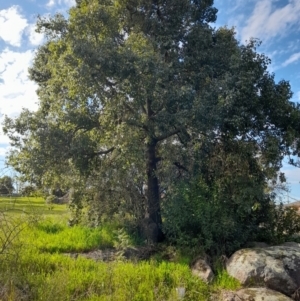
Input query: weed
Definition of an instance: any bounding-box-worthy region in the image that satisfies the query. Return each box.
[212,268,241,290]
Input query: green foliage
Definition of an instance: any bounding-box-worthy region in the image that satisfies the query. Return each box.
[3,0,300,247]
[212,268,241,291]
[162,177,274,256]
[5,0,300,240]
[254,203,300,244]
[113,228,134,261]
[0,249,212,301]
[163,180,234,255]
[0,176,14,195]
[35,218,65,234]
[0,209,217,301]
[20,185,42,197]
[0,197,245,301]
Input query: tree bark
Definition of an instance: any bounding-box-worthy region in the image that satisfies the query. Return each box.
[146,139,164,242]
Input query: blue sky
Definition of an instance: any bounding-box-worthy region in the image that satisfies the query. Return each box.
[0,0,300,201]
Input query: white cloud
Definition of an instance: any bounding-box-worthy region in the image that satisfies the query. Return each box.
[0,48,39,144]
[46,0,56,7]
[228,0,248,14]
[282,52,300,67]
[26,24,44,46]
[46,0,76,8]
[0,6,28,47]
[287,39,300,52]
[241,0,300,43]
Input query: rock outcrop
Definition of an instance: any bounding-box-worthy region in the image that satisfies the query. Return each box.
[220,288,293,301]
[190,256,214,283]
[226,245,300,297]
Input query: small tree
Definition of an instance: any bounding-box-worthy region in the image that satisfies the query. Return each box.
[21,185,37,197]
[0,176,14,195]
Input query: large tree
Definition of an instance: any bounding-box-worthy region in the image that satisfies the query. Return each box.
[3,0,300,240]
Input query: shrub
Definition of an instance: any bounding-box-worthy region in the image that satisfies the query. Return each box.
[254,203,300,244]
[162,177,277,256]
[163,179,241,256]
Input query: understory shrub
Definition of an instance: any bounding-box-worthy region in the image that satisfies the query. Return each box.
[163,179,245,256]
[162,177,285,256]
[254,202,300,244]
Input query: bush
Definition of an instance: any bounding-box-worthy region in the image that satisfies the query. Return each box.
[254,203,300,244]
[162,177,278,256]
[163,179,241,256]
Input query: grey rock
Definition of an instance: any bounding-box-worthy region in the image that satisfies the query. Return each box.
[220,288,293,301]
[281,241,300,248]
[190,257,214,283]
[226,245,300,296]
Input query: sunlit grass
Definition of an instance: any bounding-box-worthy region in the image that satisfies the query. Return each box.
[212,268,241,291]
[0,196,68,215]
[1,248,212,301]
[0,197,241,300]
[22,217,117,253]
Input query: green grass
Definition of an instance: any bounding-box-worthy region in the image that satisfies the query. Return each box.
[0,196,68,215]
[0,197,241,301]
[213,268,241,291]
[23,217,117,252]
[1,250,212,301]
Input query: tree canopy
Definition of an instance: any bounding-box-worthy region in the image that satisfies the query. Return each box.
[3,0,300,243]
[0,176,14,195]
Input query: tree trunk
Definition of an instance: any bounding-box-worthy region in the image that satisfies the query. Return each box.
[146,140,164,242]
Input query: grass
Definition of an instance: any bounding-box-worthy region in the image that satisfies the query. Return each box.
[23,217,118,253]
[213,268,241,291]
[0,196,241,301]
[1,251,213,301]
[0,196,68,215]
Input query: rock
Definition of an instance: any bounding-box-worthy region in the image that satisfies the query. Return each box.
[46,192,69,205]
[57,193,70,204]
[236,288,293,301]
[292,287,300,301]
[281,241,300,248]
[219,290,243,301]
[220,288,293,301]
[190,256,214,283]
[226,245,300,297]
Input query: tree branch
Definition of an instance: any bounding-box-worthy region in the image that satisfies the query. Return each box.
[123,102,135,114]
[156,128,180,142]
[173,162,188,172]
[94,147,115,156]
